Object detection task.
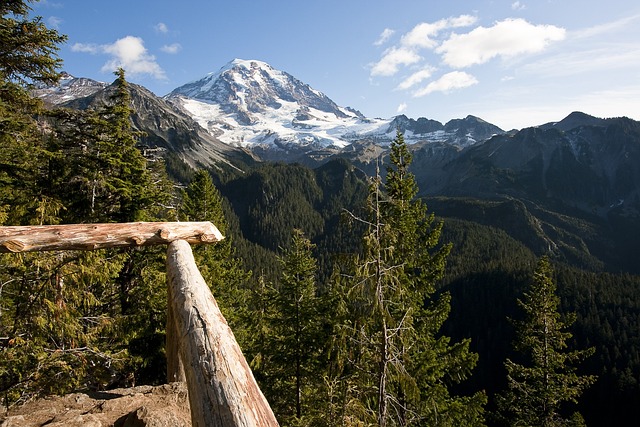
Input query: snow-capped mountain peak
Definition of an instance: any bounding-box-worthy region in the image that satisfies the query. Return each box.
[165,59,503,154]
[165,59,379,150]
[31,72,108,105]
[170,59,351,116]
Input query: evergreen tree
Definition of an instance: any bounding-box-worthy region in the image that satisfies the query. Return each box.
[5,68,176,394]
[178,169,250,328]
[0,0,106,407]
[496,256,596,426]
[339,131,486,426]
[267,229,325,423]
[0,0,65,86]
[180,169,227,227]
[0,0,66,225]
[40,69,167,224]
[94,68,157,222]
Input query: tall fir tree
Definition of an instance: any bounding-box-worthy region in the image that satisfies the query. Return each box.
[99,69,175,384]
[338,131,486,426]
[267,229,326,424]
[496,256,596,427]
[0,0,66,225]
[1,66,178,405]
[95,68,157,223]
[178,168,250,330]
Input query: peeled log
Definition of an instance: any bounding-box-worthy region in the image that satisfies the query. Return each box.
[0,222,223,253]
[166,240,279,427]
[166,300,186,383]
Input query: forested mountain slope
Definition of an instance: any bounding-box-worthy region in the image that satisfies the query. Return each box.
[212,159,640,426]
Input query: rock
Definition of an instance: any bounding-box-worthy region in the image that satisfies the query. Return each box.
[1,415,25,427]
[47,414,103,427]
[0,383,191,427]
[119,405,190,427]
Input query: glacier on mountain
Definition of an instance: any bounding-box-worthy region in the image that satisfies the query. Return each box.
[166,59,393,149]
[34,59,504,157]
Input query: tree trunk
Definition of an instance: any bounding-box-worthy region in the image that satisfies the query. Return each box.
[0,222,223,253]
[166,240,279,427]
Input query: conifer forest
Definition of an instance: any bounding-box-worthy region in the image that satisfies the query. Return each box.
[2,2,640,426]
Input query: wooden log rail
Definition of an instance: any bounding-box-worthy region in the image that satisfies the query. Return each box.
[0,221,223,253]
[0,222,279,427]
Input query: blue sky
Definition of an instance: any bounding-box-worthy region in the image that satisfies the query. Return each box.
[33,0,640,130]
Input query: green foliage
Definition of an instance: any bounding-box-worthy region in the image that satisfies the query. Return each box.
[217,159,369,284]
[223,163,324,252]
[496,256,596,426]
[177,168,250,328]
[0,250,131,405]
[0,0,66,227]
[1,56,176,404]
[432,214,640,426]
[233,229,336,426]
[94,68,159,222]
[267,230,327,423]
[332,131,486,426]
[0,0,66,86]
[39,70,170,224]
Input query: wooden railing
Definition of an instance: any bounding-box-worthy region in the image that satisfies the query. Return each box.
[0,222,279,427]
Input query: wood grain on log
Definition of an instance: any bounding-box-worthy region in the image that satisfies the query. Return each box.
[0,222,223,253]
[166,299,186,383]
[166,240,279,427]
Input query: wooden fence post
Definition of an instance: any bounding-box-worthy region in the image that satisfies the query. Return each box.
[166,240,279,427]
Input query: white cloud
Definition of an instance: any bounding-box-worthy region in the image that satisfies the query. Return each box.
[401,15,477,49]
[371,14,477,78]
[73,37,167,79]
[100,36,166,79]
[448,15,479,28]
[397,102,408,113]
[413,71,478,97]
[571,13,640,40]
[396,66,435,90]
[437,18,566,68]
[374,28,395,46]
[401,22,443,49]
[155,22,169,34]
[370,47,421,77]
[161,43,182,54]
[511,1,526,10]
[71,43,100,54]
[47,16,62,29]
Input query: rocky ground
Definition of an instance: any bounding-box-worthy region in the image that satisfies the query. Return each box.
[1,382,191,427]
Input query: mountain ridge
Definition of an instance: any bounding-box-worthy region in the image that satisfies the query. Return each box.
[55,77,257,170]
[36,60,515,165]
[33,60,639,214]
